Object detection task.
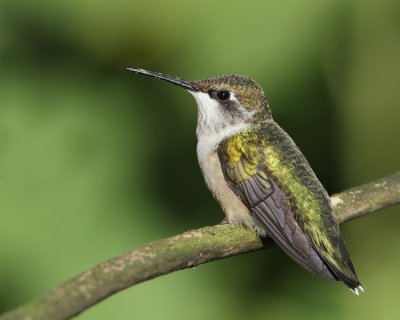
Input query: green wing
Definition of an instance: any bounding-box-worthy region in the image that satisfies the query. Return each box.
[218,123,360,290]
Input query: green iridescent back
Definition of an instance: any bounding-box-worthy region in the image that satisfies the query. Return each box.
[218,121,359,288]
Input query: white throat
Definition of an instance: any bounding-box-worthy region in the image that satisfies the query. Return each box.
[189,91,251,157]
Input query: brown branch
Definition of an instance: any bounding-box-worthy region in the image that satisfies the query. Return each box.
[2,172,400,320]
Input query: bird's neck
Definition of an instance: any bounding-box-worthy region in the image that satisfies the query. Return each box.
[196,122,253,159]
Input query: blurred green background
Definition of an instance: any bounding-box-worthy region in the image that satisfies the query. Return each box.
[1,0,400,319]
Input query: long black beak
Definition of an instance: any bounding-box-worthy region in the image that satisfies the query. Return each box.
[127,68,194,91]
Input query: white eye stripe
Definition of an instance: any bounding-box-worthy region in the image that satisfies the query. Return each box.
[229,92,239,102]
[228,93,254,117]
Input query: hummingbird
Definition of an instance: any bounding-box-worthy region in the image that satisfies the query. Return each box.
[127,68,363,294]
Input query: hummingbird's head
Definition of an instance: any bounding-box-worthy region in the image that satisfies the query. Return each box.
[190,74,271,121]
[127,68,271,138]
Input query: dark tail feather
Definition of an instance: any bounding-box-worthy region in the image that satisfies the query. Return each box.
[324,261,364,295]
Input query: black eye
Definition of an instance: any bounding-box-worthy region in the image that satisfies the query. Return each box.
[217,91,230,101]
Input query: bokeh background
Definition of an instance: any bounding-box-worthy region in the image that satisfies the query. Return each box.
[1,0,400,319]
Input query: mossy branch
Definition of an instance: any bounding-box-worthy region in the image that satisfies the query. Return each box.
[2,172,400,320]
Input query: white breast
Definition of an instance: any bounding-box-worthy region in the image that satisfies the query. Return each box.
[189,90,266,235]
[196,144,266,235]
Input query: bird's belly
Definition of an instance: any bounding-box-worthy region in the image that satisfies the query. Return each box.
[197,149,266,235]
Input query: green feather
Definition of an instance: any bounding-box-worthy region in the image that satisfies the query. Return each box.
[219,120,358,282]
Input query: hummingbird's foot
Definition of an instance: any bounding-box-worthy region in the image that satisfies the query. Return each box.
[220,217,229,225]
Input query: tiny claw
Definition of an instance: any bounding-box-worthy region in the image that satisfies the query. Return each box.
[220,217,229,225]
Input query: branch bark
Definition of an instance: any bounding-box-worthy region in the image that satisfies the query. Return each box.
[2,172,400,320]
